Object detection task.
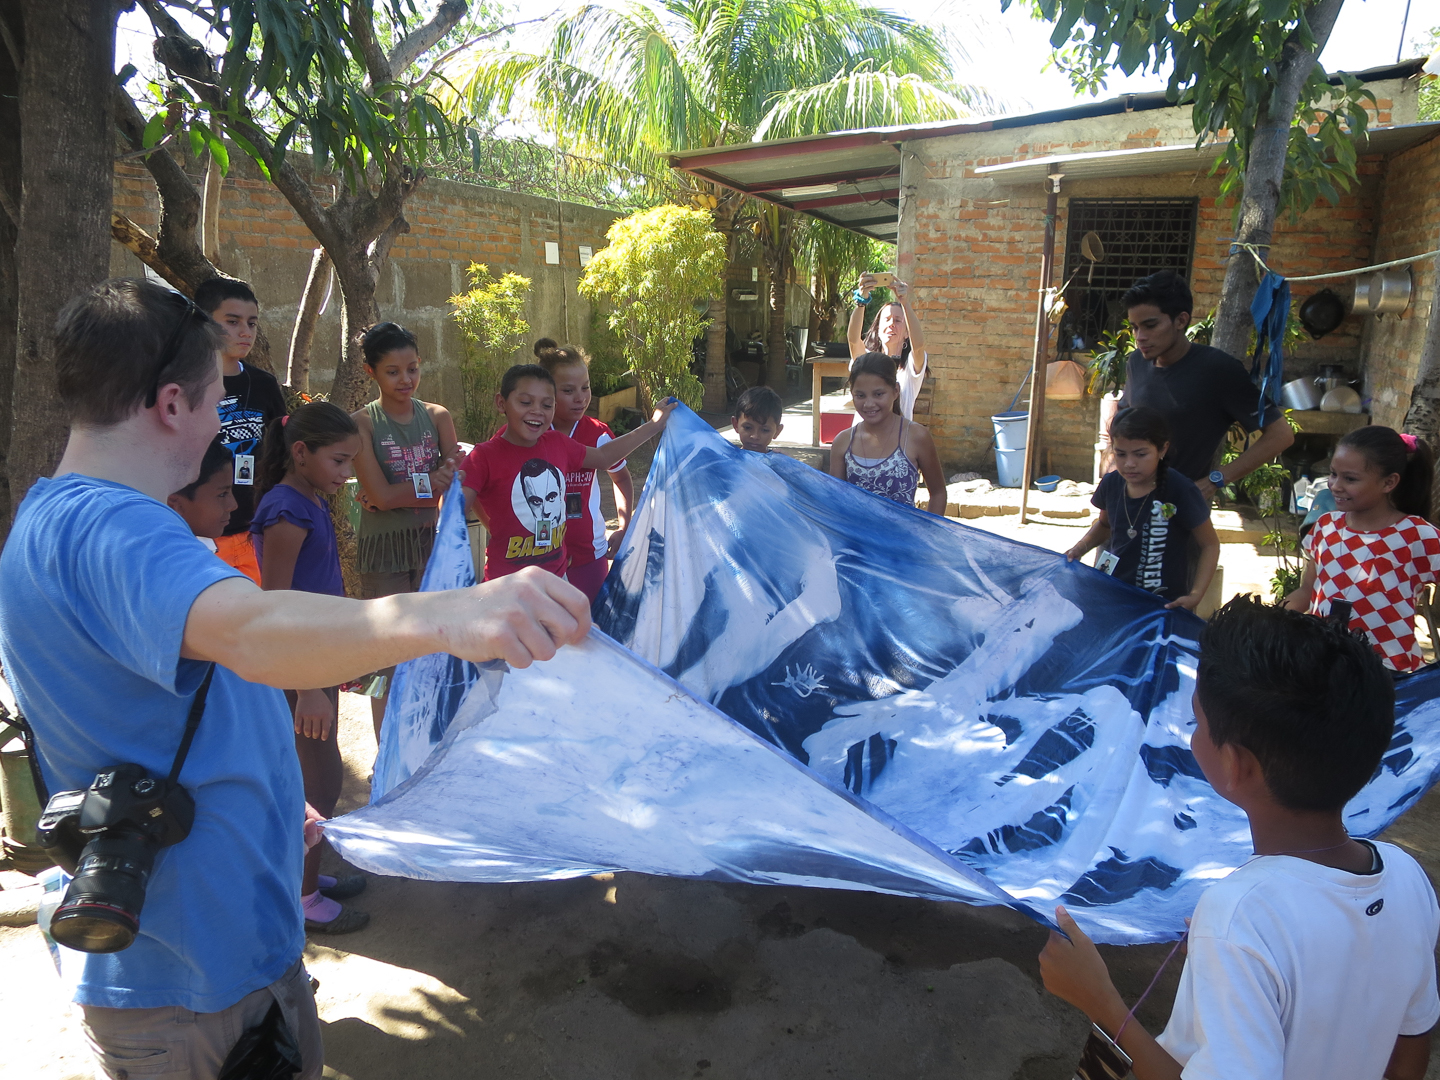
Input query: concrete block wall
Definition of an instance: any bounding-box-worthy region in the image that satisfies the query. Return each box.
[898,80,1412,480]
[111,152,619,428]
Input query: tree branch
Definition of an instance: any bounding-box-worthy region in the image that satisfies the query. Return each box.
[112,82,217,294]
[387,0,468,77]
[112,211,185,289]
[350,0,393,87]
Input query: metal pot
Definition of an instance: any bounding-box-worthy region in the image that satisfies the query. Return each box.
[1365,269,1412,315]
[1281,377,1321,411]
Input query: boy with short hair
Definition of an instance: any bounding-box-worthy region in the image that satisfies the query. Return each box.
[166,435,237,553]
[194,277,287,584]
[1117,270,1292,499]
[731,386,784,453]
[1039,596,1438,1080]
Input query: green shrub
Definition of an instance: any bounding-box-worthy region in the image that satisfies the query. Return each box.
[578,204,725,410]
[451,263,531,442]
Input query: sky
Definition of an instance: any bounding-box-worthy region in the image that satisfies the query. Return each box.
[116,0,1440,122]
[908,0,1440,116]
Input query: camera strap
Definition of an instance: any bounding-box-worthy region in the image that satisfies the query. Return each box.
[2,704,52,805]
[167,664,216,785]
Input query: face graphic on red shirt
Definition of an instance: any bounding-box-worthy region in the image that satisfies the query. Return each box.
[513,459,566,547]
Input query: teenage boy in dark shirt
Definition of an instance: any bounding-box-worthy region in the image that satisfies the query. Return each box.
[1118,270,1294,501]
[194,278,288,584]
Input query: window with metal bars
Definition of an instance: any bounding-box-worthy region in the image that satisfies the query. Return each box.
[1057,198,1198,353]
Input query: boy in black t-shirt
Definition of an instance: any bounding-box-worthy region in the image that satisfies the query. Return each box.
[1117,270,1293,500]
[194,278,289,584]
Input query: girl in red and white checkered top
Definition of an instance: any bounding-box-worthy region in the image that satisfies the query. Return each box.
[1286,425,1440,673]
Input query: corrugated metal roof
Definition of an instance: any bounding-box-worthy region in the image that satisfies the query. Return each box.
[667,60,1430,239]
[973,122,1440,185]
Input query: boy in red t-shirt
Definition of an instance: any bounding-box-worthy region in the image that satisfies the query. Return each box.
[534,343,636,601]
[461,364,671,582]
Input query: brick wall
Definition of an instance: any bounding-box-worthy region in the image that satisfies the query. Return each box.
[897,78,1414,479]
[111,152,619,423]
[1363,134,1440,429]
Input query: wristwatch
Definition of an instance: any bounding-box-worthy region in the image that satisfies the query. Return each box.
[1208,469,1225,487]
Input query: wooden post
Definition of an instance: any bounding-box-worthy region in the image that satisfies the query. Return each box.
[813,360,823,446]
[1019,174,1062,523]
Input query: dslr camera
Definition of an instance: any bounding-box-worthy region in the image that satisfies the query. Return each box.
[37,763,195,953]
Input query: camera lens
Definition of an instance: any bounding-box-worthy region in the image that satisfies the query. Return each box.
[48,834,156,954]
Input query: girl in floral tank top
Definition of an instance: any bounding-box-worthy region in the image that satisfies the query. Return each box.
[828,353,947,515]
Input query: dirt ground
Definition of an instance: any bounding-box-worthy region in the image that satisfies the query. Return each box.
[6,424,1440,1079]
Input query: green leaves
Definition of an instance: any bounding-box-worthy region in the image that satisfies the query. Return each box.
[143,0,462,194]
[578,204,726,410]
[452,262,533,441]
[441,0,970,180]
[1031,0,1373,220]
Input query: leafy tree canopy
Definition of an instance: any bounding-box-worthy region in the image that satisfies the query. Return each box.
[440,0,977,175]
[1006,0,1374,217]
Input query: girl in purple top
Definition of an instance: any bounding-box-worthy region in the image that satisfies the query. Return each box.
[252,402,369,933]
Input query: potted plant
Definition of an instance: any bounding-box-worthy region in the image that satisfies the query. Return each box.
[1086,326,1132,481]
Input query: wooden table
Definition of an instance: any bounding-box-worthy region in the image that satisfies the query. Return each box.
[811,360,851,445]
[1289,409,1370,435]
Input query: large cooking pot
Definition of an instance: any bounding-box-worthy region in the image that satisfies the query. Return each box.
[1365,269,1412,315]
[1281,378,1321,411]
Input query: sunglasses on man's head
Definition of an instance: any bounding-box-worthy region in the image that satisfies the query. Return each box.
[145,293,208,409]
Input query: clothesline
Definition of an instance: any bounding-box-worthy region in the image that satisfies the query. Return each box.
[1233,241,1440,283]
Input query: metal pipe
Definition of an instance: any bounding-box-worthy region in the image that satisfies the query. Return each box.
[1019,174,1062,523]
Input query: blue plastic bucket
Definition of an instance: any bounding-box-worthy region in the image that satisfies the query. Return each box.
[995,447,1025,488]
[991,411,1029,450]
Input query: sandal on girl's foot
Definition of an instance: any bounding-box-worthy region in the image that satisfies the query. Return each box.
[302,891,370,934]
[317,873,367,901]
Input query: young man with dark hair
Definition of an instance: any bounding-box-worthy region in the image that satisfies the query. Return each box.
[731,385,785,452]
[194,277,288,584]
[1039,596,1438,1080]
[0,279,590,1080]
[1118,270,1294,500]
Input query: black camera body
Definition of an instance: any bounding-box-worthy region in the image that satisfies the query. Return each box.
[36,763,195,953]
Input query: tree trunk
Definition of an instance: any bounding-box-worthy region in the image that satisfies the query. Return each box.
[333,270,381,413]
[11,0,118,520]
[201,136,222,264]
[288,248,332,394]
[703,202,740,412]
[1402,248,1440,516]
[766,256,790,389]
[1210,0,1346,359]
[0,4,21,530]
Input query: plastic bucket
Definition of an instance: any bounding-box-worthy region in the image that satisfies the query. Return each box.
[992,411,1029,450]
[995,447,1026,488]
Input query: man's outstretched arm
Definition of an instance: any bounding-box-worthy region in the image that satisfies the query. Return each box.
[182,567,591,688]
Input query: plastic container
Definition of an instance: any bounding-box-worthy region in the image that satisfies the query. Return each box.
[1033,475,1061,492]
[995,447,1025,488]
[991,412,1029,450]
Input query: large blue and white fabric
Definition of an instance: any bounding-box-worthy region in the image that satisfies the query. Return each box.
[327,408,1440,944]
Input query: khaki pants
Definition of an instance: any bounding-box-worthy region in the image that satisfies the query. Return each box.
[79,958,323,1079]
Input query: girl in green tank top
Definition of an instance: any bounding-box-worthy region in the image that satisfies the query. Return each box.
[351,322,460,735]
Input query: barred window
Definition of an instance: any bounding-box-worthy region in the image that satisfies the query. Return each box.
[1059,198,1198,353]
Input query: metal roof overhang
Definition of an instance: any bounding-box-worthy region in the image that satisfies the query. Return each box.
[669,131,908,241]
[972,121,1440,186]
[667,60,1431,240]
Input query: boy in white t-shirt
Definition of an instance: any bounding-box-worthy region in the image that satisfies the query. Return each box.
[1039,595,1439,1080]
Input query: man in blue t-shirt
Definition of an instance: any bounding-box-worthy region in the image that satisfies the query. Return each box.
[0,279,591,1079]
